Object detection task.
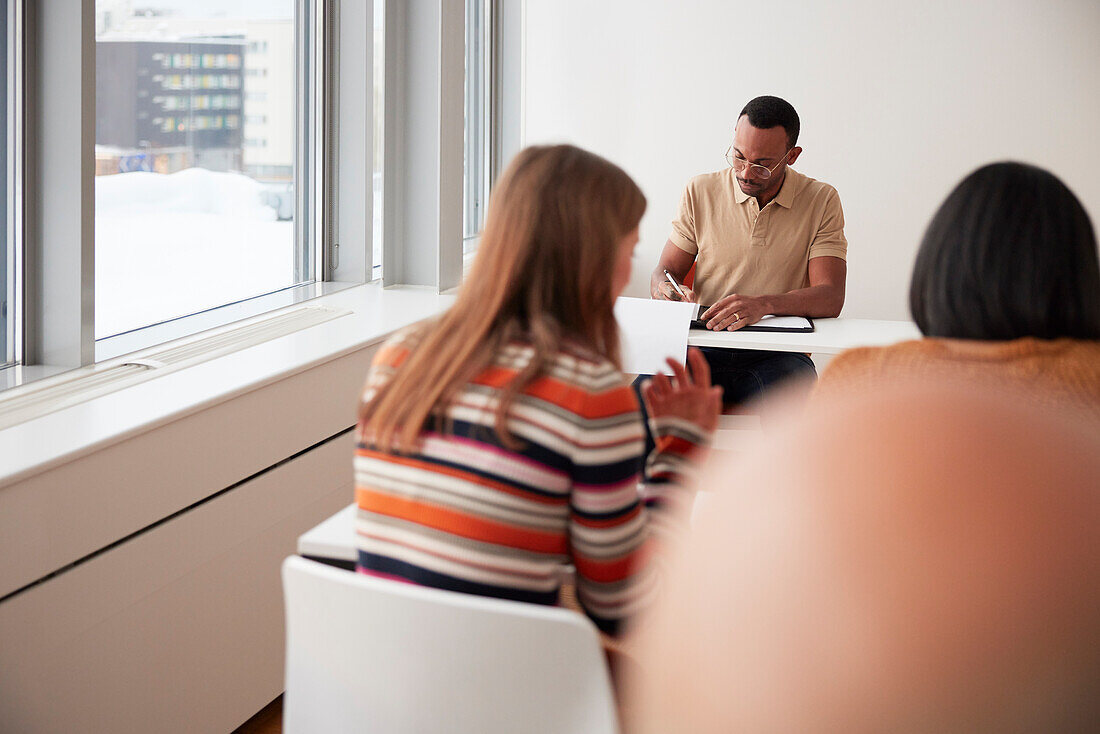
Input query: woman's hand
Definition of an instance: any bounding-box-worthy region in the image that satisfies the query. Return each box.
[642,348,722,434]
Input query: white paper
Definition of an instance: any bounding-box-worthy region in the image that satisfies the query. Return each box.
[748,315,813,329]
[691,306,812,330]
[614,296,696,375]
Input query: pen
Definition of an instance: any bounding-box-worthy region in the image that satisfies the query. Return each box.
[663,269,688,301]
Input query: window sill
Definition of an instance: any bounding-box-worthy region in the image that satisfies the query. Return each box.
[95,281,362,362]
[0,282,455,489]
[0,364,72,392]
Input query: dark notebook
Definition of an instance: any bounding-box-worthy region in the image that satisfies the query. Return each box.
[691,306,814,332]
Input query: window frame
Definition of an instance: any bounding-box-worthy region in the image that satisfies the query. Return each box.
[20,0,96,370]
[463,0,493,250]
[2,0,22,369]
[296,0,330,288]
[378,0,469,291]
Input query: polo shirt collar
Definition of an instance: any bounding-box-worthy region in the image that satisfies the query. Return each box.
[730,168,751,204]
[732,166,808,208]
[773,167,807,209]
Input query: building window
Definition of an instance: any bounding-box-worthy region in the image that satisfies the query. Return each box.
[463,0,493,248]
[94,1,310,342]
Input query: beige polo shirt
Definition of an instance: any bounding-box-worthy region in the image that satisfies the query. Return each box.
[669,167,847,307]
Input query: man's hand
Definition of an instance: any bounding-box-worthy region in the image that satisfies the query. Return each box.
[650,240,698,303]
[642,348,722,434]
[654,280,698,303]
[700,294,771,331]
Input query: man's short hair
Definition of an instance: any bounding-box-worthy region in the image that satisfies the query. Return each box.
[739,96,800,148]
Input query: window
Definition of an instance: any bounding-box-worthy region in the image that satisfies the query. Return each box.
[463,0,492,248]
[2,0,479,388]
[94,0,313,343]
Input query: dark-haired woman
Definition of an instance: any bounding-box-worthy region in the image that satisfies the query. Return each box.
[354,145,722,635]
[817,162,1100,414]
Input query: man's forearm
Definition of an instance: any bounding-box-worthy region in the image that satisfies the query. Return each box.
[760,284,844,318]
[649,268,667,298]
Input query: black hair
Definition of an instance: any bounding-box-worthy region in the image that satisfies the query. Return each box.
[909,162,1100,341]
[739,96,800,148]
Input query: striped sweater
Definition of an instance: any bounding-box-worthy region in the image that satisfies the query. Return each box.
[354,328,708,634]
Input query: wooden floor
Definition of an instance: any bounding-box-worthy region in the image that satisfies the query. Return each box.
[232,695,282,734]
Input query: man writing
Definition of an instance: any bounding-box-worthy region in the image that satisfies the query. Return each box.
[651,95,847,404]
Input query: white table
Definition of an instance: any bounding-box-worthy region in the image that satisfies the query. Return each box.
[687,317,920,355]
[298,503,357,569]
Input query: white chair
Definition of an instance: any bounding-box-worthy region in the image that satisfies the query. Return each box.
[281,556,619,734]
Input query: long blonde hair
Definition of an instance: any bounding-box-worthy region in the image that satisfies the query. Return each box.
[359,144,647,451]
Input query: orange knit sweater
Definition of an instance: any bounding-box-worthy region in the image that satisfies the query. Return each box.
[816,338,1100,418]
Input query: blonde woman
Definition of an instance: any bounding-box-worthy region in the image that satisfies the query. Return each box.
[355,145,722,634]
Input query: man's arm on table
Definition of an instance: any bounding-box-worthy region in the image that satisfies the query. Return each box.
[650,240,698,301]
[699,256,846,331]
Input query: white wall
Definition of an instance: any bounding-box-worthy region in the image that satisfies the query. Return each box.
[520,0,1100,320]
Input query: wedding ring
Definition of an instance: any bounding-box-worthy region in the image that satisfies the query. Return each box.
[733,312,741,321]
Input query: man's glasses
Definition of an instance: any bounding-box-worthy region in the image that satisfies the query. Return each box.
[725,145,794,180]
